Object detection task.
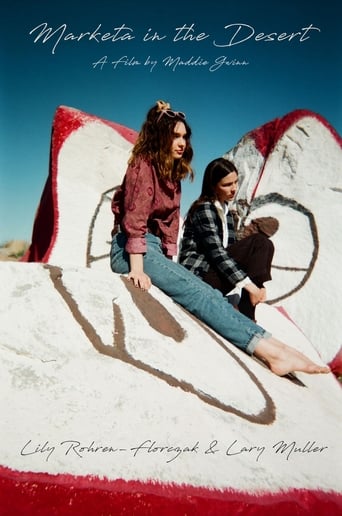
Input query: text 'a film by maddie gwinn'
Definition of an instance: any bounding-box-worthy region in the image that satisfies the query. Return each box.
[91,54,250,72]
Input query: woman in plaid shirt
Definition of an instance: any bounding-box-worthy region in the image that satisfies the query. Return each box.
[179,158,275,321]
[110,100,329,377]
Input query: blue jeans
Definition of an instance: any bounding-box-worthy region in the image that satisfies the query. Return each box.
[110,233,270,354]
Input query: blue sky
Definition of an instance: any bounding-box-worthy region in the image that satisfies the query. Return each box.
[1,0,341,243]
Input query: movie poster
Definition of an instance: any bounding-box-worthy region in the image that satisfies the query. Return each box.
[1,0,341,513]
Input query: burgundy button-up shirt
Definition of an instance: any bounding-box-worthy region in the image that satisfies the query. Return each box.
[112,157,181,256]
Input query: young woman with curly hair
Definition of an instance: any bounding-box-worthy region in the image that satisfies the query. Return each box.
[110,100,329,377]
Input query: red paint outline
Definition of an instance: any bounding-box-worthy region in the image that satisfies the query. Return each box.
[249,109,342,200]
[1,465,341,515]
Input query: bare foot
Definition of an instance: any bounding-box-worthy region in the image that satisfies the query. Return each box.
[254,337,330,376]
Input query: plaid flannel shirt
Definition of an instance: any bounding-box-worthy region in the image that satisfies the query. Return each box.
[179,201,247,286]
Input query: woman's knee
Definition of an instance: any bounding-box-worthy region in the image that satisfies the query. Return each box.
[248,232,274,252]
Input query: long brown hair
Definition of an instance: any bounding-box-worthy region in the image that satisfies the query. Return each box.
[186,158,238,220]
[129,100,194,182]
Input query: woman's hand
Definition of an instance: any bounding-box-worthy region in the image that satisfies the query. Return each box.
[128,271,152,290]
[245,284,266,306]
[128,253,152,290]
[259,287,267,303]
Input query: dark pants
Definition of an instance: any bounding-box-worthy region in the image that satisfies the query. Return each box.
[202,233,274,320]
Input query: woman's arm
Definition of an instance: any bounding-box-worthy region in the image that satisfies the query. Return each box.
[193,203,264,303]
[120,159,155,290]
[121,159,154,255]
[128,253,152,290]
[192,203,246,284]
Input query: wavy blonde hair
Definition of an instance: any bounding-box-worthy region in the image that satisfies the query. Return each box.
[129,100,194,182]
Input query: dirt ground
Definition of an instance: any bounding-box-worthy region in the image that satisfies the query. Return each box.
[0,240,29,261]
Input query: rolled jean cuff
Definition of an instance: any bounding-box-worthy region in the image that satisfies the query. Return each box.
[246,330,272,355]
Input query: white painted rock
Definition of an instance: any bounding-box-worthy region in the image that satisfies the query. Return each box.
[225,110,342,372]
[23,105,137,268]
[1,261,342,514]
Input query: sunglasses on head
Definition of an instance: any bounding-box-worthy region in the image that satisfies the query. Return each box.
[157,109,186,123]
